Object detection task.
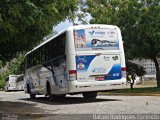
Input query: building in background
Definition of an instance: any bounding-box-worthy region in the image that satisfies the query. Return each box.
[131,59,157,79]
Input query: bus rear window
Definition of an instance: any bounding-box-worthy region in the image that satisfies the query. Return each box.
[73,28,119,51]
[10,77,17,81]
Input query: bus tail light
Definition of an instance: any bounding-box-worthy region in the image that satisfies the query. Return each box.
[121,67,126,78]
[69,70,77,80]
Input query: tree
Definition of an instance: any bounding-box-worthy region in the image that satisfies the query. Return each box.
[0,0,79,61]
[80,0,160,87]
[126,61,146,89]
[0,52,25,88]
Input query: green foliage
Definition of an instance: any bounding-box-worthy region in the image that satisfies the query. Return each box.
[0,76,5,89]
[0,52,25,88]
[126,61,146,84]
[0,0,79,61]
[7,52,25,75]
[126,61,146,77]
[81,0,160,87]
[81,0,160,59]
[0,60,2,68]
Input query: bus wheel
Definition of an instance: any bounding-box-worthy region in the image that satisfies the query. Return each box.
[54,94,66,100]
[5,87,8,92]
[30,93,36,99]
[83,92,97,100]
[28,85,36,99]
[47,84,54,100]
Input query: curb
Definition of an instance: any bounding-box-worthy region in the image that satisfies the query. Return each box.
[99,92,160,96]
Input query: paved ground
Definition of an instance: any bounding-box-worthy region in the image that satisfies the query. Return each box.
[0,91,160,120]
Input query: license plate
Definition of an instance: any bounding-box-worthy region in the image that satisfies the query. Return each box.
[95,77,104,81]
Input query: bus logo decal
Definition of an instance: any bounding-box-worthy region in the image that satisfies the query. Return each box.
[112,56,118,61]
[89,30,106,36]
[89,30,95,36]
[92,68,106,74]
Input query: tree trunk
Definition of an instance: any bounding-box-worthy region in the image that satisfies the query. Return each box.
[130,83,134,90]
[130,79,135,90]
[153,57,160,87]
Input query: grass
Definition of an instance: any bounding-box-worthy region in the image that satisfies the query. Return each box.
[110,87,160,94]
[100,79,160,96]
[100,87,160,96]
[134,79,157,88]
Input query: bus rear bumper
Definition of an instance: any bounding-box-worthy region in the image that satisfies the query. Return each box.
[8,87,17,91]
[68,78,126,93]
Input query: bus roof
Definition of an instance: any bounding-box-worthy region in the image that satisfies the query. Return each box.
[25,24,119,57]
[9,75,18,77]
[67,24,118,30]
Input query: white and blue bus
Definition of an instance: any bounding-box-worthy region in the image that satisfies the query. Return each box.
[24,24,126,99]
[4,75,18,91]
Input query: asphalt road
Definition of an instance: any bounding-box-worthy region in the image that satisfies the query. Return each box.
[0,91,160,120]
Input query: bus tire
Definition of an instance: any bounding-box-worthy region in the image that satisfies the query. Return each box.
[5,87,8,92]
[27,84,36,99]
[83,92,97,100]
[30,93,36,99]
[27,84,30,94]
[54,94,66,100]
[47,83,54,100]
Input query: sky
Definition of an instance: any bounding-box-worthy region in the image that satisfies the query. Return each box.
[54,13,91,32]
[54,20,73,32]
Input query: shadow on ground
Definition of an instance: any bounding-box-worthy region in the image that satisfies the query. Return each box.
[0,100,52,120]
[19,96,122,105]
[0,101,43,114]
[0,96,122,120]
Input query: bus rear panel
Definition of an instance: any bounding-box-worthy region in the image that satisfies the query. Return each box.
[67,25,126,93]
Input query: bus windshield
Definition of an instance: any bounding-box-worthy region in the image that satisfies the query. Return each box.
[74,28,119,51]
[10,76,17,82]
